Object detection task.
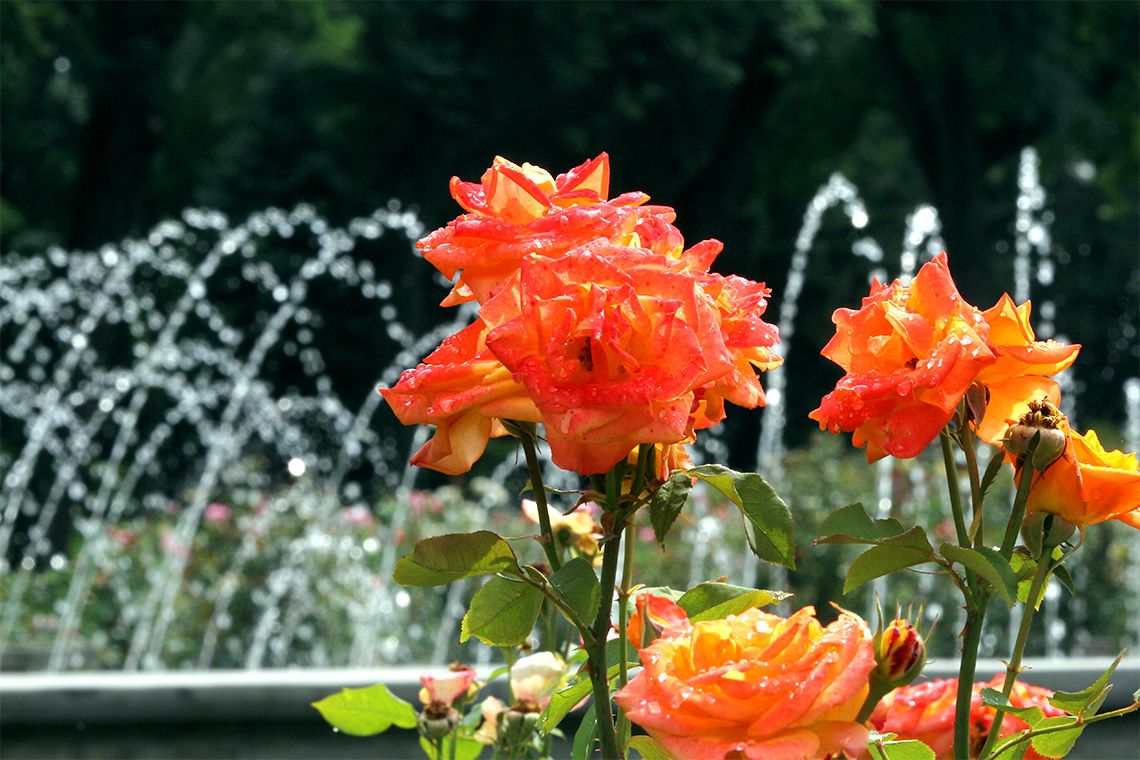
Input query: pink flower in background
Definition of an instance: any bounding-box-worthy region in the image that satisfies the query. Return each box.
[338,506,376,528]
[419,665,477,707]
[160,530,188,560]
[204,503,232,525]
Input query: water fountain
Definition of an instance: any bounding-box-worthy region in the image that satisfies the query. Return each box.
[1,151,1134,678]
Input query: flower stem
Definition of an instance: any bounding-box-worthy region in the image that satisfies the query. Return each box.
[517,426,563,573]
[589,509,625,759]
[1000,459,1036,558]
[962,426,985,544]
[978,549,1053,758]
[615,511,637,750]
[954,601,988,760]
[943,426,986,760]
[941,430,972,548]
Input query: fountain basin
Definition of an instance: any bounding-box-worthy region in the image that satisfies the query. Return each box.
[3,660,1137,759]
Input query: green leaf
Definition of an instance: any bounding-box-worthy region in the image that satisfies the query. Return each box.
[628,735,673,759]
[1049,651,1126,715]
[311,683,417,737]
[538,674,593,734]
[980,688,1046,726]
[394,531,519,587]
[690,465,796,569]
[815,502,904,545]
[940,544,1018,606]
[991,737,1030,760]
[419,736,485,760]
[460,576,543,646]
[869,738,936,760]
[1028,716,1083,758]
[538,663,625,734]
[550,557,600,625]
[571,704,597,760]
[649,470,693,548]
[677,582,789,623]
[844,527,935,594]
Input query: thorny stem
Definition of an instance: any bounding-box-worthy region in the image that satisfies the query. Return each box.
[588,503,626,760]
[962,426,985,544]
[577,465,635,759]
[516,425,563,573]
[616,511,637,750]
[977,547,1054,758]
[954,602,988,760]
[941,430,972,549]
[1001,459,1037,558]
[943,426,985,760]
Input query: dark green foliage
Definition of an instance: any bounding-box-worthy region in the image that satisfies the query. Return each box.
[1,0,1135,440]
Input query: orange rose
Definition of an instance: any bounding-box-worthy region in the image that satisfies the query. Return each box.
[418,154,678,305]
[870,676,1065,760]
[1019,419,1140,528]
[976,675,1067,760]
[810,253,996,461]
[973,294,1080,445]
[869,678,972,757]
[614,599,874,759]
[481,244,777,474]
[380,320,540,474]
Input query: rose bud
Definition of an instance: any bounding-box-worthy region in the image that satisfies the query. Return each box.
[858,615,928,723]
[874,618,927,687]
[417,703,459,740]
[1002,398,1067,470]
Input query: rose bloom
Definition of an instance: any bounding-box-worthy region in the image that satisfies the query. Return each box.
[1018,419,1140,528]
[973,294,1080,445]
[418,153,679,305]
[615,599,874,759]
[521,499,600,556]
[380,319,540,475]
[509,652,566,709]
[810,253,996,461]
[481,244,779,473]
[418,666,477,707]
[871,676,1065,760]
[869,678,970,757]
[473,696,505,745]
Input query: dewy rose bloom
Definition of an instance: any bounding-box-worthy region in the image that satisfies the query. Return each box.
[418,153,678,305]
[380,320,540,475]
[479,244,779,473]
[1016,418,1140,528]
[810,253,995,461]
[810,253,1078,461]
[871,676,1065,760]
[973,294,1080,445]
[868,678,968,757]
[614,598,873,759]
[383,154,780,475]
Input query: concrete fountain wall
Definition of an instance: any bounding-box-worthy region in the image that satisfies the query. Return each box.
[3,660,1137,759]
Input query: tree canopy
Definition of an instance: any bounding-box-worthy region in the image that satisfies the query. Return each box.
[2,0,1136,452]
